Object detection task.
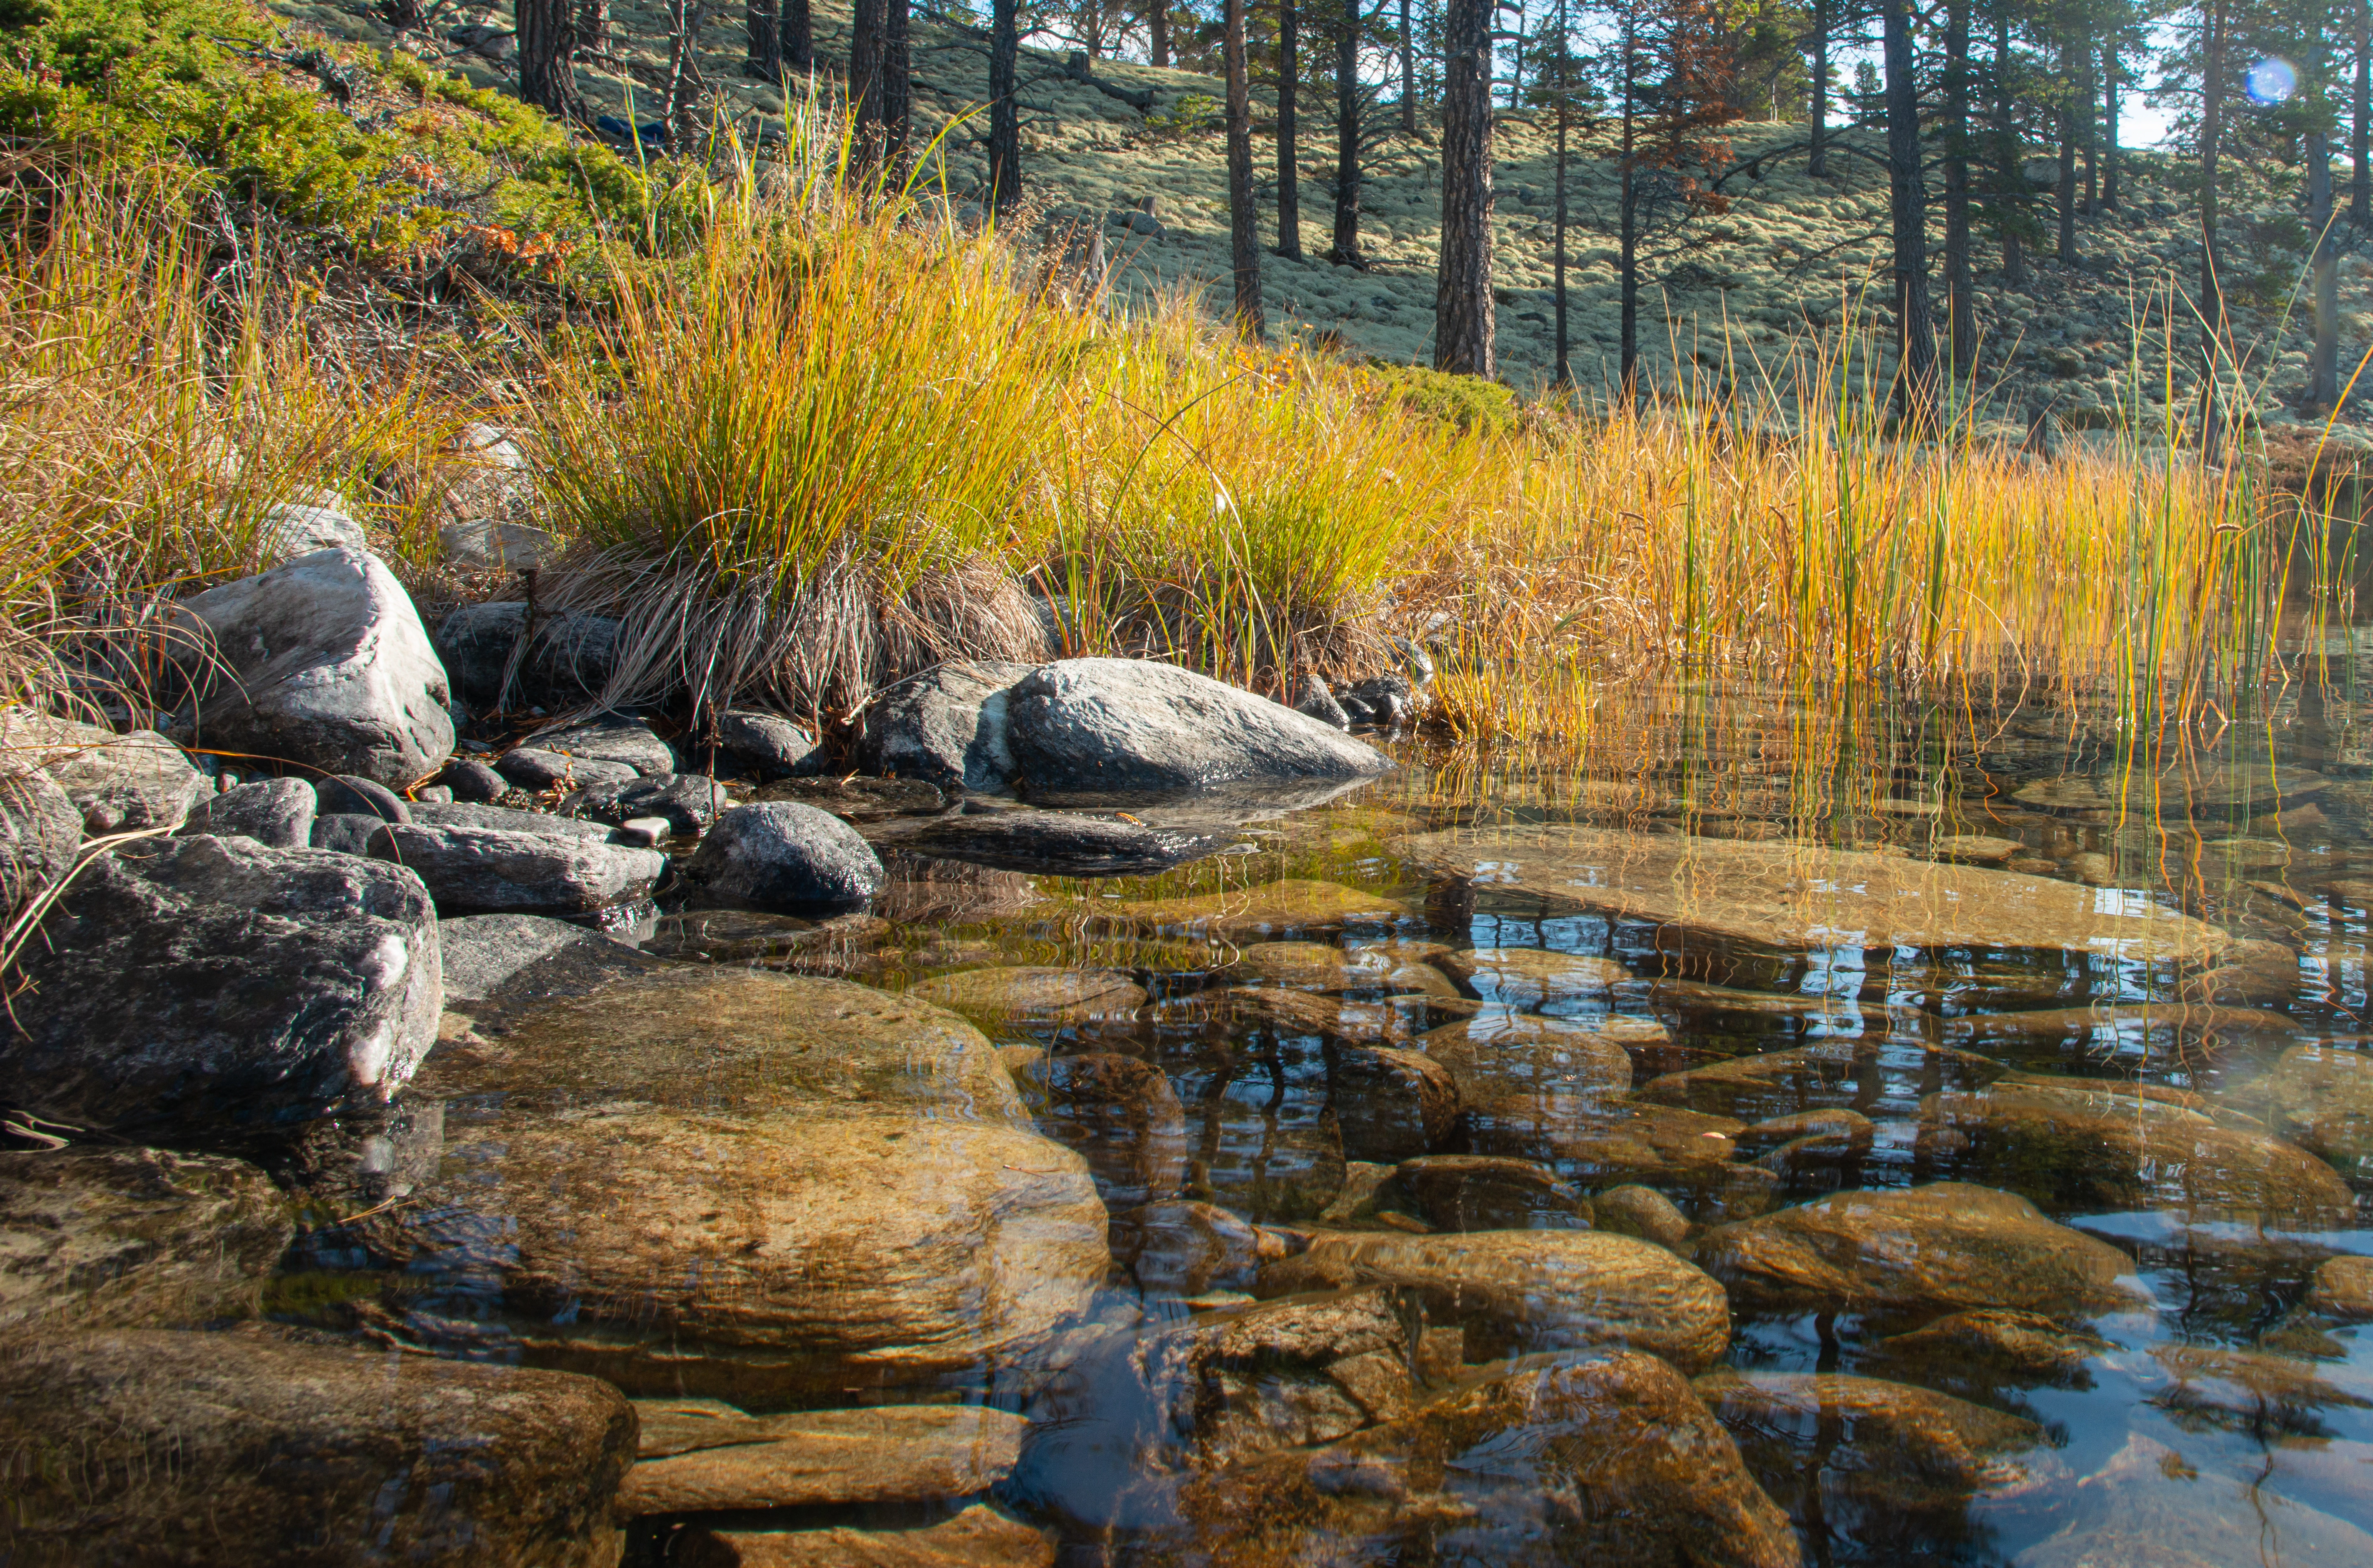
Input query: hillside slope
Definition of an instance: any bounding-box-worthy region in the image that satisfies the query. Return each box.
[278,0,2371,443]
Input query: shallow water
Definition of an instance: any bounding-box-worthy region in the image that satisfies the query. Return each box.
[275,684,2373,1565]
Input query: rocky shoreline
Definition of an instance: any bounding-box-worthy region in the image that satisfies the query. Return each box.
[5,532,2373,1563]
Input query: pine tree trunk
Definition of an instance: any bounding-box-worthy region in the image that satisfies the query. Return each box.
[1279,0,1303,259]
[2201,0,2227,459]
[665,0,706,145]
[851,0,883,130]
[2313,125,2339,407]
[1152,2,1171,67]
[883,0,912,165]
[1883,0,1937,423]
[746,0,781,78]
[517,0,583,120]
[990,0,1019,208]
[577,0,608,52]
[2101,37,2118,209]
[1995,9,2023,284]
[1331,0,1365,264]
[2080,30,2096,212]
[1809,0,1828,178]
[786,0,811,67]
[1619,25,1638,397]
[1552,0,1569,387]
[1400,0,1416,132]
[2355,0,2370,226]
[1226,0,1268,337]
[2056,44,2077,264]
[1434,0,1494,375]
[1945,0,1972,373]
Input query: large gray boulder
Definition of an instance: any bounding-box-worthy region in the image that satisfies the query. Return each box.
[0,767,79,916]
[1006,659,1392,795]
[1,709,206,833]
[172,547,454,786]
[434,601,618,713]
[859,660,1037,793]
[0,1328,635,1567]
[368,822,664,916]
[408,799,620,843]
[259,500,368,561]
[522,711,674,776]
[2,835,441,1136]
[711,708,827,780]
[686,801,883,909]
[179,777,316,848]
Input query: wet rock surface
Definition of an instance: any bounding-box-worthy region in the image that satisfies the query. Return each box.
[909,965,1148,1025]
[618,1400,1030,1513]
[0,1327,636,1566]
[677,1505,1054,1567]
[3,835,441,1135]
[900,808,1225,874]
[1011,1050,1188,1206]
[565,769,727,833]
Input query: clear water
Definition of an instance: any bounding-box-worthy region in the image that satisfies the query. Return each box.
[275,681,2373,1565]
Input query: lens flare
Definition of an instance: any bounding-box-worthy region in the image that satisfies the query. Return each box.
[2247,57,2299,104]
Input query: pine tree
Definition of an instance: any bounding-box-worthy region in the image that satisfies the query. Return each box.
[516,0,583,120]
[1227,0,1269,336]
[1435,0,1496,373]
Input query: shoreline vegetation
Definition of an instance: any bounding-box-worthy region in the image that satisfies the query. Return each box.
[0,0,2360,761]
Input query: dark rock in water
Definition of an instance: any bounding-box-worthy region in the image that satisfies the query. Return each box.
[314,772,409,823]
[2,711,207,833]
[1329,1044,1461,1160]
[1,835,440,1135]
[1695,1181,2147,1322]
[1,767,82,914]
[1007,658,1392,795]
[709,708,826,780]
[495,746,639,793]
[859,659,1035,793]
[899,809,1223,875]
[523,711,676,776]
[0,1148,292,1332]
[1335,692,1378,724]
[1011,1051,1188,1206]
[437,912,659,1003]
[1293,674,1350,729]
[641,907,820,961]
[434,600,618,712]
[677,1507,1052,1567]
[687,801,884,909]
[309,811,387,855]
[408,799,619,843]
[616,1400,1032,1515]
[367,822,663,916]
[1110,1199,1279,1295]
[1159,1351,1800,1568]
[1261,1228,1732,1370]
[1694,1368,2056,1555]
[566,770,726,834]
[1868,1309,2117,1391]
[752,773,950,822]
[1344,672,1415,726]
[170,547,454,785]
[181,776,315,848]
[0,1327,636,1566]
[1386,1154,1592,1231]
[439,755,510,802]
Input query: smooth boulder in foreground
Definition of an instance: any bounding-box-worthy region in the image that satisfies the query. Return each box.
[687,800,884,909]
[0,1328,635,1566]
[1006,657,1392,794]
[172,547,454,785]
[369,822,663,916]
[2,835,441,1135]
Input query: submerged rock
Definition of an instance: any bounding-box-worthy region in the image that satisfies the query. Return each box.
[1158,1352,1800,1568]
[1871,1308,2117,1390]
[180,776,316,847]
[687,800,885,909]
[2262,1041,2373,1182]
[1328,1044,1461,1160]
[2006,1431,2373,1568]
[1417,1011,1646,1105]
[173,547,454,785]
[617,1401,1029,1514]
[368,822,663,916]
[859,659,1036,793]
[1591,1183,1692,1248]
[1638,1040,2003,1122]
[0,1327,635,1566]
[2306,1254,2373,1318]
[900,809,1224,875]
[2013,763,2328,814]
[910,965,1148,1026]
[1402,823,2232,978]
[1215,940,1460,998]
[1255,1227,1731,1370]
[1384,1154,1592,1231]
[3,835,440,1135]
[1436,945,1633,1004]
[1099,878,1408,939]
[1005,658,1392,795]
[752,773,951,821]
[1111,1199,1279,1295]
[1917,1077,2356,1227]
[678,1505,1052,1567]
[1464,1093,1773,1219]
[436,912,657,1003]
[1696,1182,2145,1322]
[0,1148,292,1332]
[1012,1051,1188,1206]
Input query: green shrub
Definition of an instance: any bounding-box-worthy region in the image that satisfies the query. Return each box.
[1360,362,1519,437]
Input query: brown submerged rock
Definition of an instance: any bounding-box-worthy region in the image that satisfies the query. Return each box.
[1328,1044,1460,1160]
[1872,1308,2117,1388]
[1159,1352,1801,1568]
[1465,1093,1776,1219]
[907,965,1148,1026]
[1592,1182,1693,1247]
[1215,940,1460,998]
[1918,1077,2357,1227]
[1096,878,1409,939]
[615,1402,1029,1514]
[1638,1040,2003,1122]
[1385,1154,1592,1231]
[678,1505,1053,1567]
[1014,1051,1189,1206]
[2009,1431,2373,1568]
[1110,1200,1283,1294]
[1402,823,2230,979]
[2262,1041,2373,1181]
[1696,1182,2145,1321]
[1417,1011,1645,1104]
[1201,983,1418,1042]
[0,1148,291,1332]
[1435,946,1633,1004]
[2305,1254,2373,1318]
[2148,1344,2373,1436]
[1255,1227,1732,1370]
[0,1327,635,1566]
